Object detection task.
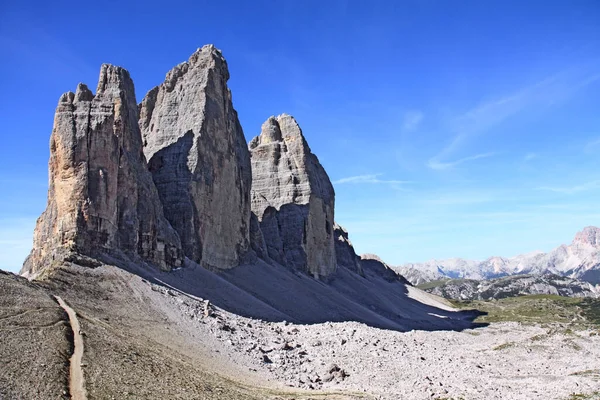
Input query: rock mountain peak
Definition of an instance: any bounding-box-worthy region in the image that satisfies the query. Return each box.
[573,226,600,247]
[23,45,365,283]
[23,62,183,277]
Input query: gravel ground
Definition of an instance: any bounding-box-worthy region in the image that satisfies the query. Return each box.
[0,270,71,400]
[3,263,600,400]
[145,276,600,400]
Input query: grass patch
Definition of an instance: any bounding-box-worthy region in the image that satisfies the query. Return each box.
[416,279,451,290]
[450,295,600,327]
[566,392,600,399]
[570,369,600,378]
[530,334,546,342]
[493,342,515,351]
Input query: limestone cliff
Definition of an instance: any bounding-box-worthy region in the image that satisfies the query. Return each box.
[22,65,183,277]
[139,45,251,270]
[249,115,336,278]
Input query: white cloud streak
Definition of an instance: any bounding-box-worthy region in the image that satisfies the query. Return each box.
[428,67,600,169]
[333,174,411,185]
[401,110,424,132]
[584,137,600,153]
[535,180,600,194]
[427,152,495,170]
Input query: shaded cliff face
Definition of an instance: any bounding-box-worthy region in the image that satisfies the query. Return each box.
[249,115,336,278]
[22,65,183,277]
[334,223,363,275]
[139,45,252,270]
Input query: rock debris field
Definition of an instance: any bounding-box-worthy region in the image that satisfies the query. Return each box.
[148,279,600,400]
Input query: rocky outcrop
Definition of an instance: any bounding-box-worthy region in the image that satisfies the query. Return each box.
[22,65,183,277]
[139,45,252,270]
[249,115,336,279]
[334,223,362,275]
[360,254,408,284]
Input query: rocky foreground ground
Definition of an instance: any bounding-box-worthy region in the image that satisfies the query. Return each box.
[150,275,600,400]
[3,263,600,400]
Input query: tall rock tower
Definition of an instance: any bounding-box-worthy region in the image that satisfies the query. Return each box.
[22,65,183,277]
[139,45,252,270]
[249,114,336,279]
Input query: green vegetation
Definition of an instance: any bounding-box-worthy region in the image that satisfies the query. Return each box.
[566,392,600,400]
[450,294,600,327]
[415,279,451,290]
[570,369,600,378]
[492,342,515,351]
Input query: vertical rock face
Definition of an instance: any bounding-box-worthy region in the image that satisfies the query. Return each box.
[22,65,183,277]
[139,45,251,270]
[249,114,336,278]
[334,223,363,275]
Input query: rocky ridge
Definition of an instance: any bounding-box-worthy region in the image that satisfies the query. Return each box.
[421,274,600,301]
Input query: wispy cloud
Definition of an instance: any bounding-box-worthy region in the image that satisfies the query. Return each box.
[535,180,600,194]
[333,174,411,185]
[584,137,600,153]
[524,152,538,161]
[428,66,600,169]
[427,152,495,170]
[401,110,423,132]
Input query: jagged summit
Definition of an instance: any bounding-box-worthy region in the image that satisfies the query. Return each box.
[573,226,600,247]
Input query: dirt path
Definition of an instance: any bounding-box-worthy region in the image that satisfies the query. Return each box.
[55,296,87,400]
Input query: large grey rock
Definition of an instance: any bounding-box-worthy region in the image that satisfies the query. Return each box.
[334,223,363,275]
[139,45,252,270]
[22,65,183,277]
[249,115,336,279]
[360,254,408,284]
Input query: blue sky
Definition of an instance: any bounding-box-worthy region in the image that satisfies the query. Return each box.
[1,1,600,273]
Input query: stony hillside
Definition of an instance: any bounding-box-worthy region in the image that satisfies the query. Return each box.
[397,227,600,285]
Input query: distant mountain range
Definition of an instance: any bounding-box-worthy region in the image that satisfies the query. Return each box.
[419,274,600,301]
[396,226,600,285]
